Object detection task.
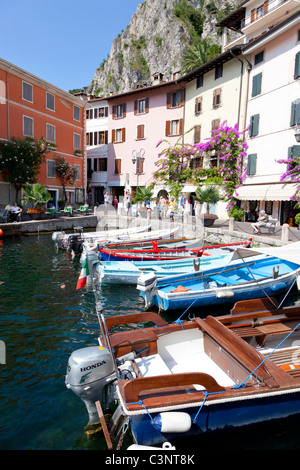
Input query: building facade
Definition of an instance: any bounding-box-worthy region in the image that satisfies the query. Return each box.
[0,58,86,208]
[219,0,300,224]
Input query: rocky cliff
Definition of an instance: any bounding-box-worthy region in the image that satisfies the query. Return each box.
[89,0,240,96]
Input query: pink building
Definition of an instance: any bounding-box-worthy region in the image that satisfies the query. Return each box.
[106,74,185,203]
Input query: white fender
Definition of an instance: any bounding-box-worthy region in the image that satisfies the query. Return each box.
[151,412,192,433]
[215,288,234,298]
[127,442,176,451]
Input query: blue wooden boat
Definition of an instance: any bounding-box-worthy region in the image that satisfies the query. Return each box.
[95,253,232,285]
[65,297,300,449]
[137,243,300,311]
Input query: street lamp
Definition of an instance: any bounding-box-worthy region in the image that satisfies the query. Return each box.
[295,118,300,143]
[132,148,145,191]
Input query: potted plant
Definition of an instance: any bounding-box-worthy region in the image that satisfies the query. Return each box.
[22,183,51,219]
[131,185,154,217]
[194,185,220,227]
[228,207,244,221]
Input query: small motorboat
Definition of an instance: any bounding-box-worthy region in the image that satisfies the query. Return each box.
[65,296,300,449]
[137,242,300,311]
[52,224,151,253]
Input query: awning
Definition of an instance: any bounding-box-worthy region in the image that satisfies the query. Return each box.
[182,185,198,193]
[236,183,298,201]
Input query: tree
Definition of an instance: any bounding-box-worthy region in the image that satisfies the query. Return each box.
[193,185,220,215]
[131,185,154,206]
[22,183,51,207]
[55,156,78,201]
[182,38,221,73]
[0,137,50,201]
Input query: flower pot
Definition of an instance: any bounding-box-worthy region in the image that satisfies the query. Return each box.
[204,218,215,227]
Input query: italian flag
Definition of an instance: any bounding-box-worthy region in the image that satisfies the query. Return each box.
[76,259,89,290]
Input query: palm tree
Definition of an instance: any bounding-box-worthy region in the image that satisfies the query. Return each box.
[182,38,221,73]
[131,185,154,206]
[193,185,220,215]
[22,183,51,207]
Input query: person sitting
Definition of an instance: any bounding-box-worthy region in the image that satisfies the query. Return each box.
[10,203,22,222]
[251,210,269,234]
[4,202,12,222]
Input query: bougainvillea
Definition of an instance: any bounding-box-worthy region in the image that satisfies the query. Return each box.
[154,122,248,211]
[276,154,300,200]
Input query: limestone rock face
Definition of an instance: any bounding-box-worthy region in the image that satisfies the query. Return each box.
[90,0,239,96]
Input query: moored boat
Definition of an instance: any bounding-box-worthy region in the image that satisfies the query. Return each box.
[137,243,300,311]
[98,238,253,262]
[65,297,300,449]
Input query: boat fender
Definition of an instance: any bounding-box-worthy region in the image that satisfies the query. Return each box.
[151,412,192,433]
[127,442,176,451]
[297,275,300,291]
[216,289,234,298]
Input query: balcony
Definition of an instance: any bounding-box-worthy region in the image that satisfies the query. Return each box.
[241,0,300,36]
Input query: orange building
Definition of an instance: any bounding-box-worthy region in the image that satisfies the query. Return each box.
[0,57,86,208]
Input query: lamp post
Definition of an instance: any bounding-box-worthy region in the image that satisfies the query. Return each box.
[132,148,145,192]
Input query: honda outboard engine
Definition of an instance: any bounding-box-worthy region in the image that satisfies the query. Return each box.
[65,346,116,425]
[68,234,84,255]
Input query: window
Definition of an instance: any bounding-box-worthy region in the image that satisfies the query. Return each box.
[98,107,108,118]
[249,114,260,137]
[252,73,262,97]
[73,105,80,121]
[73,133,81,149]
[112,104,126,119]
[47,160,55,178]
[134,98,149,115]
[98,130,108,144]
[86,132,93,146]
[165,119,183,136]
[290,99,300,126]
[86,109,93,119]
[254,51,264,65]
[215,64,223,80]
[137,124,145,140]
[211,119,220,131]
[46,123,55,143]
[196,75,203,88]
[22,82,33,102]
[166,90,184,108]
[74,164,81,180]
[94,158,107,172]
[194,97,202,115]
[194,125,201,144]
[23,116,33,137]
[247,154,257,175]
[191,156,203,169]
[112,128,126,143]
[114,158,122,174]
[294,51,300,79]
[212,88,222,108]
[46,92,55,111]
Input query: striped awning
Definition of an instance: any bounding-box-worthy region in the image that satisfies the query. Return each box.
[236,183,298,201]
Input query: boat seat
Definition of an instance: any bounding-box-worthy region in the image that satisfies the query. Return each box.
[135,354,172,377]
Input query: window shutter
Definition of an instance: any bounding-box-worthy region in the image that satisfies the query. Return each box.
[115,159,121,174]
[247,154,257,175]
[165,120,171,136]
[250,114,259,137]
[290,145,300,157]
[251,9,255,22]
[122,127,126,142]
[105,107,108,117]
[112,129,115,143]
[180,90,184,106]
[194,125,201,143]
[145,97,149,113]
[166,93,171,109]
[294,51,300,79]
[112,105,116,119]
[195,97,202,115]
[290,99,300,126]
[123,103,126,118]
[252,73,262,97]
[179,119,183,135]
[134,100,138,115]
[104,130,108,144]
[264,1,269,14]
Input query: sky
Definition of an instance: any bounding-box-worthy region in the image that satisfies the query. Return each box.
[0,0,143,92]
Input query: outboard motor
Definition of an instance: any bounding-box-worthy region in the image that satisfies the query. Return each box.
[68,234,84,255]
[65,346,116,426]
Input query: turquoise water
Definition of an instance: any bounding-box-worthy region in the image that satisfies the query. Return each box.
[1,234,300,451]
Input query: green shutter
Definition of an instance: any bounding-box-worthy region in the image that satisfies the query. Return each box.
[250,114,259,137]
[294,51,300,79]
[252,73,262,97]
[292,145,300,157]
[247,154,257,175]
[290,99,300,126]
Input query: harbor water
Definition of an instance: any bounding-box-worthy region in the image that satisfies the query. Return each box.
[1,233,300,451]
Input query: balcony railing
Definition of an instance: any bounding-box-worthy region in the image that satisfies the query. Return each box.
[241,0,291,29]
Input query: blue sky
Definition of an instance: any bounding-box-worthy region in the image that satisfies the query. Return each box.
[0,0,143,92]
